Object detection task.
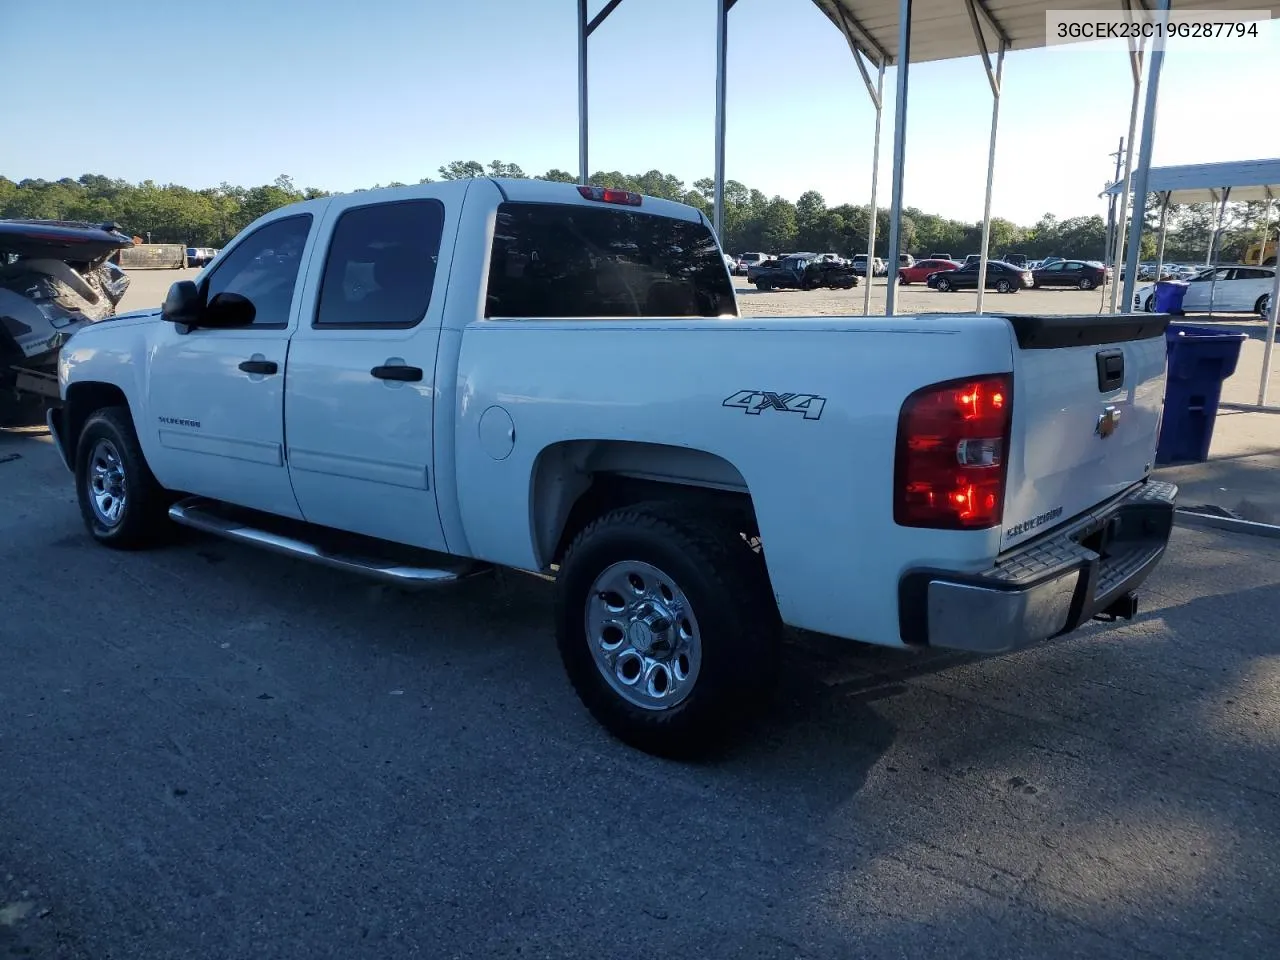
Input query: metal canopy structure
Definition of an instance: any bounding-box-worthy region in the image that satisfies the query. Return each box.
[1106,158,1280,409]
[1104,158,1280,204]
[575,0,1277,317]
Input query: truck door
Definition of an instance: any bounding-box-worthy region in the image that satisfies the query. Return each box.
[282,190,459,552]
[144,211,316,518]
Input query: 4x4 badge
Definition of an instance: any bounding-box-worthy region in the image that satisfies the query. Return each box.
[722,390,826,420]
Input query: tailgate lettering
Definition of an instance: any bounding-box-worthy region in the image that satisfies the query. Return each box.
[1006,506,1063,538]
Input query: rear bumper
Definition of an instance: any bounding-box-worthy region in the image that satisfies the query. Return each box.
[899,479,1178,653]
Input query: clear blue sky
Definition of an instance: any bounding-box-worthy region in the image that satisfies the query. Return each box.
[2,0,1276,226]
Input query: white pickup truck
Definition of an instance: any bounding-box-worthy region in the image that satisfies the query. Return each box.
[49,178,1178,756]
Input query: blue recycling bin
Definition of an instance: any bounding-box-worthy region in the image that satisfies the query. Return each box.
[1153,279,1189,314]
[1155,323,1248,464]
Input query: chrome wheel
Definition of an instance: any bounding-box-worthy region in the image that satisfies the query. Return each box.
[1259,294,1272,318]
[584,560,702,711]
[87,438,127,527]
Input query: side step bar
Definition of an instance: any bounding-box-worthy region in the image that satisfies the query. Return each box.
[168,497,491,588]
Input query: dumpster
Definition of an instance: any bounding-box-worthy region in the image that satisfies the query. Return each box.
[1155,323,1248,464]
[1153,279,1189,314]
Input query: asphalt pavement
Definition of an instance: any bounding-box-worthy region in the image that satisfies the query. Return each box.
[2,426,1279,959]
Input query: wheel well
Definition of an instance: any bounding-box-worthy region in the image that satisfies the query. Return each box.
[530,440,760,568]
[64,381,129,456]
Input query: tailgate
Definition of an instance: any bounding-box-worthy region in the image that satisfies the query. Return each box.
[1001,314,1171,552]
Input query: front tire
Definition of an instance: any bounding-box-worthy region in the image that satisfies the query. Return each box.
[937,277,952,292]
[555,502,781,758]
[1144,295,1155,312]
[75,406,172,549]
[1078,277,1095,290]
[898,271,909,285]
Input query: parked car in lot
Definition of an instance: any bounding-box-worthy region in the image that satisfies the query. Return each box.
[1134,265,1275,315]
[1031,259,1108,290]
[1003,253,1029,268]
[899,253,915,268]
[851,254,886,276]
[49,178,1177,756]
[735,251,771,275]
[898,258,959,285]
[928,259,1034,293]
[0,218,133,423]
[752,254,858,290]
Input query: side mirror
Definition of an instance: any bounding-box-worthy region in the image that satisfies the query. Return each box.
[162,280,202,325]
[201,292,256,329]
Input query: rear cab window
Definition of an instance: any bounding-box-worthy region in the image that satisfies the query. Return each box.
[485,202,736,319]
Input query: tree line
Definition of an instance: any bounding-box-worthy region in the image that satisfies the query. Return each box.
[1,161,1273,264]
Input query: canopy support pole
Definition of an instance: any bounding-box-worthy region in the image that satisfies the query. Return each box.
[1109,13,1145,314]
[834,6,889,317]
[1260,256,1280,406]
[1205,189,1219,264]
[1121,0,1171,313]
[1208,186,1230,314]
[577,0,625,185]
[1253,189,1273,264]
[967,0,1008,314]
[1152,190,1171,292]
[712,0,738,242]
[577,0,589,184]
[884,0,913,316]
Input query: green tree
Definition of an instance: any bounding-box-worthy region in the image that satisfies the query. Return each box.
[438,160,485,180]
[759,197,798,252]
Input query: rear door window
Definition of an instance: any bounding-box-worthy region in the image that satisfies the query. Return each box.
[315,199,444,328]
[485,202,736,318]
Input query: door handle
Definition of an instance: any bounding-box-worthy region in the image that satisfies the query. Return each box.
[371,364,423,382]
[238,359,278,375]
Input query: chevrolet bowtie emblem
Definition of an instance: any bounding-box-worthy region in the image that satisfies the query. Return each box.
[1096,405,1121,438]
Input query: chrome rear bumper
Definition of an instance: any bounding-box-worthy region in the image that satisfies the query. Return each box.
[899,480,1178,653]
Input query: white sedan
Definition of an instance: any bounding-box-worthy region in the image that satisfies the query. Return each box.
[1135,265,1275,316]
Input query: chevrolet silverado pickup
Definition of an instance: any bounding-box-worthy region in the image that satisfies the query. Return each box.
[49,178,1177,756]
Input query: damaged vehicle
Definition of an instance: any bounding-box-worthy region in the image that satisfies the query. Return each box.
[0,219,133,424]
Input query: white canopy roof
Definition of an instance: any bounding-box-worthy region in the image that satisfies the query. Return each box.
[812,0,1275,64]
[1104,158,1280,204]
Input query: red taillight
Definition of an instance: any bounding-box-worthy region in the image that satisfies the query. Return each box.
[577,185,643,206]
[894,374,1012,530]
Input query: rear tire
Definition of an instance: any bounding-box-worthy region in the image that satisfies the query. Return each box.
[1257,294,1272,318]
[555,502,781,758]
[995,279,1012,294]
[75,406,172,550]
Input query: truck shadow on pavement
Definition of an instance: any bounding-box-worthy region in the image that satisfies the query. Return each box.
[5,428,1279,958]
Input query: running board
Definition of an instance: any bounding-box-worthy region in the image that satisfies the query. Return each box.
[168,497,490,587]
